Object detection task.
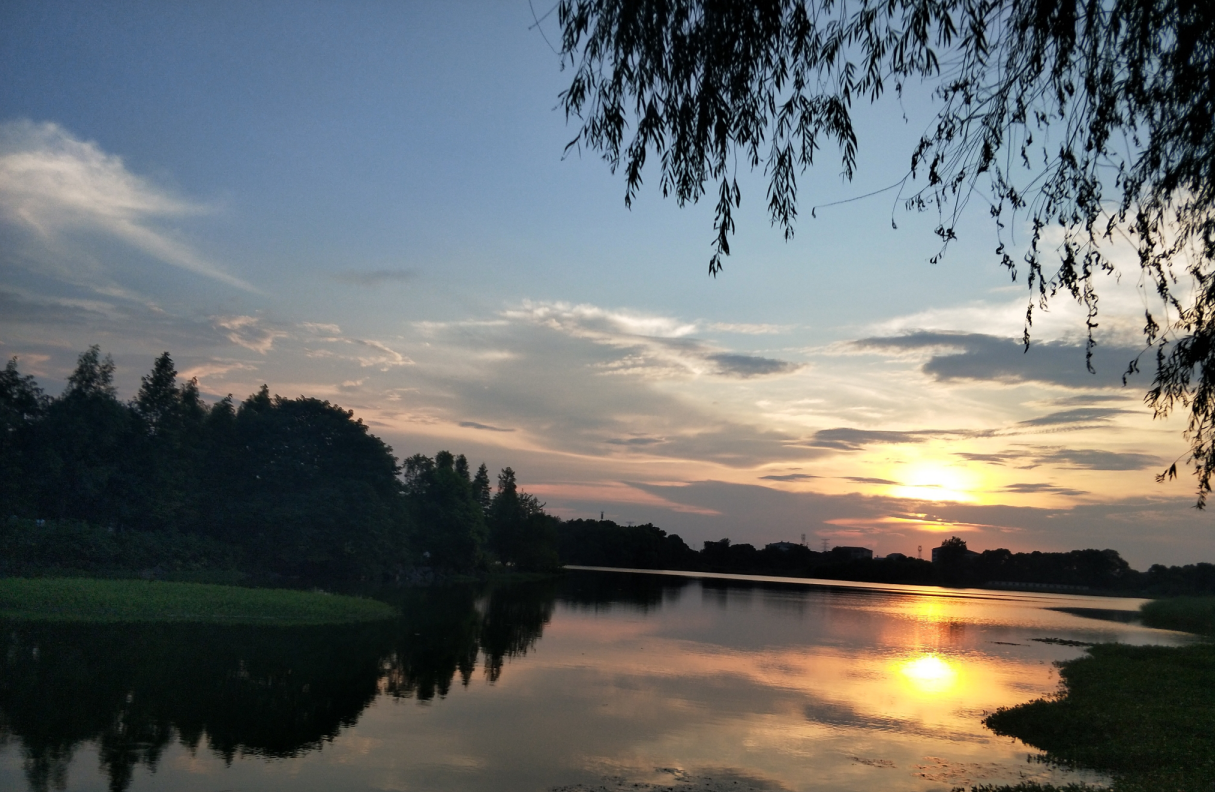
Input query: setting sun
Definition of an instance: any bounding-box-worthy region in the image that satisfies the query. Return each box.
[891,462,978,502]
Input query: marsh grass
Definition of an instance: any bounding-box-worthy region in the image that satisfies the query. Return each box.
[0,577,396,625]
[984,642,1215,792]
[1140,596,1215,636]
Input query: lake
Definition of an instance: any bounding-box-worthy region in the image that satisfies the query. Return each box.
[0,569,1194,791]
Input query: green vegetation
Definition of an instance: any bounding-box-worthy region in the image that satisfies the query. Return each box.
[0,577,396,625]
[1140,597,1215,636]
[985,642,1215,792]
[1,349,562,581]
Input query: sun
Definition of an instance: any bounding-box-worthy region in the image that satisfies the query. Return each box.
[891,463,976,502]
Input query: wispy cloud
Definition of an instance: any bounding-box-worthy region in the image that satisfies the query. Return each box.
[853,331,1146,389]
[1002,482,1088,497]
[759,473,820,482]
[709,322,793,335]
[505,301,803,380]
[458,420,515,432]
[334,268,416,286]
[213,315,288,354]
[0,120,254,291]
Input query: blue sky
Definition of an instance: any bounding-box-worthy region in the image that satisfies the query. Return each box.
[2,1,1211,566]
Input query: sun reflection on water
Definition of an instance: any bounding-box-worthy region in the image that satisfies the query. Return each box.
[897,654,959,695]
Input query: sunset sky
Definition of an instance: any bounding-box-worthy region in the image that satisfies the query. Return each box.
[3,1,1211,567]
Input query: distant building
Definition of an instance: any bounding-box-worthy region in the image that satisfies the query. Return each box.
[765,541,802,552]
[884,552,908,562]
[832,546,873,561]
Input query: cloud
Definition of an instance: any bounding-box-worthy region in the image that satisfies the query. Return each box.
[1018,407,1130,427]
[759,473,820,482]
[854,331,1146,389]
[1034,448,1160,470]
[709,322,793,335]
[842,476,899,486]
[705,352,800,378]
[334,268,416,286]
[606,436,666,446]
[458,420,515,432]
[1002,482,1088,497]
[955,446,1161,471]
[0,120,254,291]
[213,315,289,354]
[350,338,412,369]
[796,427,975,451]
[179,359,257,382]
[505,301,803,381]
[302,330,413,370]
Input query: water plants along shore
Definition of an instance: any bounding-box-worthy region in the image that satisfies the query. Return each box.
[0,577,396,625]
[981,600,1215,792]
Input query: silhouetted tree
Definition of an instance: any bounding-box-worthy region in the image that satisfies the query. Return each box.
[0,357,47,516]
[471,463,492,515]
[28,347,137,525]
[488,467,559,570]
[403,451,487,571]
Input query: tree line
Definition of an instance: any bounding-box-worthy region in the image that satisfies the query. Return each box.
[0,348,558,580]
[4,346,1210,595]
[560,521,1215,597]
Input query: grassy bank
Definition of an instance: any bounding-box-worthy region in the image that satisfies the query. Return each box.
[0,577,396,625]
[984,642,1215,792]
[1140,596,1215,636]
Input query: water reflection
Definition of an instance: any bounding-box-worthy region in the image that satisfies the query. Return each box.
[898,654,959,696]
[0,579,556,791]
[0,571,1195,792]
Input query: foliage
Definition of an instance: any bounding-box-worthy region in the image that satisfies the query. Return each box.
[402,451,487,571]
[0,518,242,577]
[558,518,697,569]
[985,642,1215,792]
[0,349,559,581]
[0,578,396,625]
[1140,596,1215,636]
[488,467,561,571]
[556,0,1215,501]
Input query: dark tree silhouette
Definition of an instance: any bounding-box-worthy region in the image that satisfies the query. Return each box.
[555,0,1215,502]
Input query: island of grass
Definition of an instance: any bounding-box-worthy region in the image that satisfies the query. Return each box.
[0,577,397,626]
[980,597,1215,792]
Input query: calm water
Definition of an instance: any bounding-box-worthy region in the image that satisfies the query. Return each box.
[0,569,1195,792]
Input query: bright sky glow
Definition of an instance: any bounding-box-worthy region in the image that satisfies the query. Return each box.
[1,1,1211,566]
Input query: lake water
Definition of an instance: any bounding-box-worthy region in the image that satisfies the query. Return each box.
[0,569,1195,792]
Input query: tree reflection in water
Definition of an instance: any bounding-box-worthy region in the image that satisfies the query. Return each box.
[0,579,559,792]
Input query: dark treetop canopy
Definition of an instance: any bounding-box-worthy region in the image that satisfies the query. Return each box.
[555,0,1215,502]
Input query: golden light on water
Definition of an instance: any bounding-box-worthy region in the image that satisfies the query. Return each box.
[897,654,959,695]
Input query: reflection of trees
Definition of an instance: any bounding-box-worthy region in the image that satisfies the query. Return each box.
[0,580,557,792]
[559,568,689,612]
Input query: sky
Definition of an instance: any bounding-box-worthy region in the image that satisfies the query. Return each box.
[2,1,1212,568]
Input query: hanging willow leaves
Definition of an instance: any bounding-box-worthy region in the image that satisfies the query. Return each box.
[556,0,1215,504]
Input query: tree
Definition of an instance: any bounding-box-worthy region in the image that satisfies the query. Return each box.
[555,0,1215,502]
[0,358,48,516]
[471,463,492,515]
[402,451,487,570]
[488,467,559,570]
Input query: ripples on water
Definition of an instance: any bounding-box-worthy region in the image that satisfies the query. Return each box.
[0,570,1193,791]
